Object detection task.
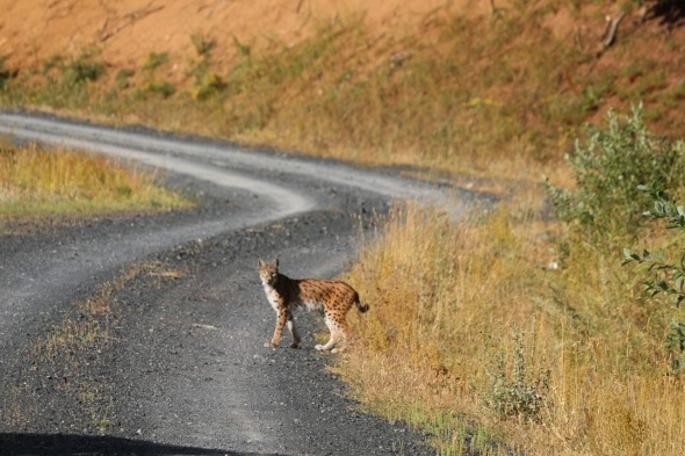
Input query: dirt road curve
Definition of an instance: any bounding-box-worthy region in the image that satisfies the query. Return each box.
[0,112,484,455]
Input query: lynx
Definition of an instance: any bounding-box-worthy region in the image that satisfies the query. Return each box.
[258,258,369,353]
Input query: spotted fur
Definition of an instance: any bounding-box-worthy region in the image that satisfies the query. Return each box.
[257,257,369,353]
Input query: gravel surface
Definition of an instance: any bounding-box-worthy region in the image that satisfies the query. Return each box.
[0,112,488,455]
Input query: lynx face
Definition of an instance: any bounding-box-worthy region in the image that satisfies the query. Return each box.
[257,258,279,286]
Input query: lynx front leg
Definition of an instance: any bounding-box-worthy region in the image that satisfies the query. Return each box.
[265,308,288,348]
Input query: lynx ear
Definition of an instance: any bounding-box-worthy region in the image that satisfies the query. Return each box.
[257,257,264,268]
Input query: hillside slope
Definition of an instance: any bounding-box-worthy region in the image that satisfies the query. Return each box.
[1,1,683,179]
[1,0,472,78]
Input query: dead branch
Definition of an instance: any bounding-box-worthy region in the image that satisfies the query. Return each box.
[601,11,626,51]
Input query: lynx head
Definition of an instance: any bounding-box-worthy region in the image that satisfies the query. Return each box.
[257,257,279,286]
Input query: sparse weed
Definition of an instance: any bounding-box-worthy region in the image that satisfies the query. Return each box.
[143,51,169,72]
[115,68,135,89]
[193,72,225,100]
[188,33,225,100]
[135,81,176,98]
[42,54,64,75]
[191,33,216,58]
[487,329,549,422]
[232,36,252,58]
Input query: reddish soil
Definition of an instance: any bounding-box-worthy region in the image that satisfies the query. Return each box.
[0,0,490,76]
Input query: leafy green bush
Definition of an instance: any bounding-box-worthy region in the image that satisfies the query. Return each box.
[547,105,685,238]
[624,194,685,373]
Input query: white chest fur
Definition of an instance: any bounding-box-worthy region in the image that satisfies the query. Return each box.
[262,282,280,311]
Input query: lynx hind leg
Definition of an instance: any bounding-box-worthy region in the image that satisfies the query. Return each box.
[331,321,352,354]
[315,313,349,353]
[287,315,301,349]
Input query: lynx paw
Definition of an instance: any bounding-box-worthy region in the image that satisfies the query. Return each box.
[331,347,345,354]
[289,342,301,349]
[264,341,278,349]
[314,344,326,351]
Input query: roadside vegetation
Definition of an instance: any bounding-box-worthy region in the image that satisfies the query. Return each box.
[341,108,685,454]
[0,144,190,220]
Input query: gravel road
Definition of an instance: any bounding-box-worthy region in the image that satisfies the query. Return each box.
[0,112,486,455]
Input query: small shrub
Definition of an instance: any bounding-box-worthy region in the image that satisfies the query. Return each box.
[487,330,549,422]
[547,105,685,238]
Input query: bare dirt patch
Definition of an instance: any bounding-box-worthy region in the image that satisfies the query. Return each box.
[0,0,485,83]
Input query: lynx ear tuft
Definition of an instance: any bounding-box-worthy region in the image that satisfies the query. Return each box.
[274,258,279,268]
[257,257,264,268]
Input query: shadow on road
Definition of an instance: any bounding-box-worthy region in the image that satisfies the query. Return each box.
[0,433,285,456]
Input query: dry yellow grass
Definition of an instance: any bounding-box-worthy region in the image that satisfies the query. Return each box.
[0,143,190,219]
[337,197,685,455]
